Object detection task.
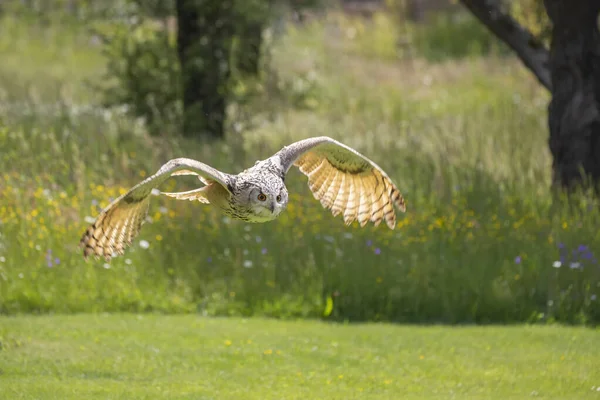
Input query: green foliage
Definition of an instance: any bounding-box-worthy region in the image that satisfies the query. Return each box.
[1,10,599,324]
[2,315,600,399]
[93,7,181,136]
[409,12,511,61]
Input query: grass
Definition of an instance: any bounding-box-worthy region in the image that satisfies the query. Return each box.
[1,314,600,399]
[0,8,599,323]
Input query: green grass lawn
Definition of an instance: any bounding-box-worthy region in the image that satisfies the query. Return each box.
[0,315,599,399]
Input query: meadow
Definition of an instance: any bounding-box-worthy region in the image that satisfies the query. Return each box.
[2,314,600,399]
[0,6,599,324]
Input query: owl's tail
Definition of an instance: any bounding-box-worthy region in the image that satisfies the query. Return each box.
[161,187,211,204]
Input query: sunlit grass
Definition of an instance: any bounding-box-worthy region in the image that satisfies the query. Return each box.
[1,315,600,399]
[0,11,599,323]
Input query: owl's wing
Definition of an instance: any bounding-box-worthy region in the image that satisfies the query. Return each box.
[79,158,233,261]
[275,136,406,229]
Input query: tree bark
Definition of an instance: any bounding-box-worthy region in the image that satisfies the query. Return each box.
[176,0,234,139]
[543,0,600,190]
[236,20,264,76]
[459,0,551,90]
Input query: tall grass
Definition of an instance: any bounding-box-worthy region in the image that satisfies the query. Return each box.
[0,10,599,323]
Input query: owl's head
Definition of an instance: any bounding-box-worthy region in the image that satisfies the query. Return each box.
[236,179,288,222]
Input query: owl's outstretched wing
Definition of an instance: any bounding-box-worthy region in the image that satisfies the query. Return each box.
[79,158,233,261]
[275,136,406,229]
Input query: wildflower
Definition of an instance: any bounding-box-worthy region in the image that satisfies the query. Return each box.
[261,248,268,255]
[243,260,253,268]
[45,249,53,268]
[374,248,381,255]
[159,206,168,214]
[591,294,597,301]
[207,257,212,263]
[263,349,272,355]
[103,263,111,269]
[255,236,262,243]
[366,239,373,247]
[514,256,522,264]
[224,340,232,346]
[552,261,562,268]
[139,240,150,249]
[569,262,581,269]
[0,256,5,262]
[151,188,160,196]
[84,216,95,224]
[125,259,132,265]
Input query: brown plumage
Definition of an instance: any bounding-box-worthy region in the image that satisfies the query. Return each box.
[80,136,407,261]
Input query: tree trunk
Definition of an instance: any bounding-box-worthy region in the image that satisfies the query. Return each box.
[544,0,600,190]
[176,0,233,139]
[236,20,264,76]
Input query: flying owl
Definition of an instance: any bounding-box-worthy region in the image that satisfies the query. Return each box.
[80,136,406,261]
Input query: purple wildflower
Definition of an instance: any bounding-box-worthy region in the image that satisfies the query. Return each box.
[514,256,522,264]
[261,248,268,255]
[45,249,53,268]
[207,256,212,263]
[374,248,381,255]
[366,240,373,247]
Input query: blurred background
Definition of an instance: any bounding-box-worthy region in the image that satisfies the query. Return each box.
[0,0,598,324]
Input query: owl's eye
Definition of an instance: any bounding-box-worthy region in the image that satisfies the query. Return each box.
[276,195,282,202]
[257,193,267,201]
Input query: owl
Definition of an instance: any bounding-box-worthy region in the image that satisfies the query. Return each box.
[80,136,406,261]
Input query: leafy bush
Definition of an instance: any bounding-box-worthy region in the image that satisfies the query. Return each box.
[93,10,182,136]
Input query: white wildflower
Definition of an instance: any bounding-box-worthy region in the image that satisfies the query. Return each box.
[151,188,161,196]
[552,261,562,268]
[125,259,132,265]
[139,240,150,249]
[103,263,111,269]
[569,262,581,269]
[0,256,5,263]
[84,216,96,224]
[18,273,24,279]
[159,206,168,214]
[243,260,253,268]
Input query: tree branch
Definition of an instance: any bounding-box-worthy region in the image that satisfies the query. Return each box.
[459,0,552,91]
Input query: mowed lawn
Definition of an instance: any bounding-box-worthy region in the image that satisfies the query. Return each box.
[0,315,599,399]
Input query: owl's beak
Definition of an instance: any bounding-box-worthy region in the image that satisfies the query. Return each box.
[268,201,275,213]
